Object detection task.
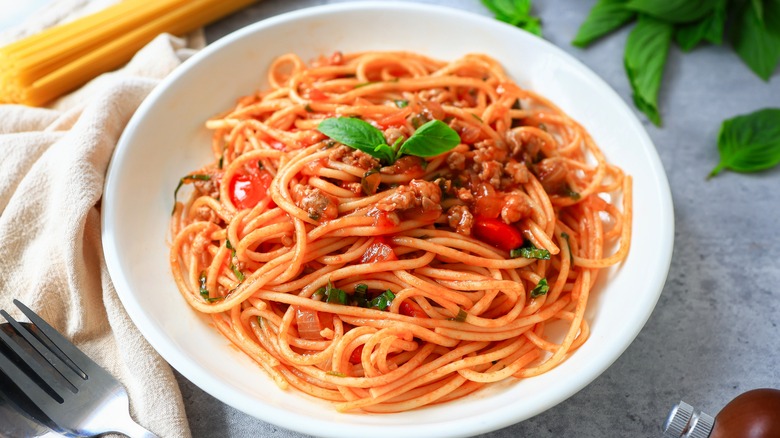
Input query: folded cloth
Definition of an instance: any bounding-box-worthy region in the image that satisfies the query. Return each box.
[0,2,204,436]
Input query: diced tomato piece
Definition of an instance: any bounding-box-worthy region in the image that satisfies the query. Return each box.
[474,195,504,219]
[399,301,427,318]
[472,216,523,252]
[309,88,328,101]
[229,169,273,210]
[360,236,398,263]
[349,344,364,364]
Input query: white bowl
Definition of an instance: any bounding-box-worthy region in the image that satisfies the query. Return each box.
[102,2,674,437]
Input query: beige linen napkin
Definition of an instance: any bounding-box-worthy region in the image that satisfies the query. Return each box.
[0,2,206,437]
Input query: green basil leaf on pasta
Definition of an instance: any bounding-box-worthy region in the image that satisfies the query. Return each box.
[317,117,388,157]
[530,278,549,298]
[731,0,780,81]
[674,0,727,51]
[510,242,551,260]
[369,290,395,311]
[625,0,719,23]
[624,15,673,126]
[710,108,780,177]
[173,174,211,214]
[572,0,636,47]
[398,120,461,158]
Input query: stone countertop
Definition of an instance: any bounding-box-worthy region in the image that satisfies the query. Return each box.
[176,1,780,436]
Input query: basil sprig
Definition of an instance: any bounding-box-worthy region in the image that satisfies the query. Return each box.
[709,108,780,177]
[572,0,780,126]
[317,117,460,166]
[481,0,542,36]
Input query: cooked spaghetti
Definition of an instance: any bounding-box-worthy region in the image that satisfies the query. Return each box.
[169,51,632,413]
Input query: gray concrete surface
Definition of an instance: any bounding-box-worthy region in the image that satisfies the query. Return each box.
[175,0,780,436]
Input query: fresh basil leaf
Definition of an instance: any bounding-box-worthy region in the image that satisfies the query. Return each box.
[625,0,720,23]
[572,0,636,47]
[373,144,396,164]
[731,0,780,81]
[317,117,388,157]
[482,0,542,36]
[518,16,542,36]
[530,278,549,298]
[398,120,461,158]
[765,0,780,37]
[482,0,532,24]
[709,108,780,177]
[624,15,673,126]
[674,0,727,51]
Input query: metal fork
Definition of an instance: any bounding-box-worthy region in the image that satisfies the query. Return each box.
[0,299,158,438]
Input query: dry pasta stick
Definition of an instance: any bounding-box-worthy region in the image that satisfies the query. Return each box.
[0,0,257,106]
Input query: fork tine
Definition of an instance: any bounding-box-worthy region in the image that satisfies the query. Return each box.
[0,323,74,400]
[12,300,92,376]
[0,334,65,416]
[0,310,84,388]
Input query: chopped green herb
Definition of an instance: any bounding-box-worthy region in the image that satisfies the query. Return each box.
[309,212,321,221]
[225,240,244,283]
[510,242,551,260]
[471,113,484,123]
[326,371,346,377]
[530,278,549,298]
[199,272,223,302]
[326,283,347,305]
[452,308,468,322]
[564,186,581,200]
[218,156,224,169]
[315,281,347,305]
[394,99,409,108]
[199,272,209,300]
[561,232,574,263]
[354,81,377,88]
[312,287,326,301]
[354,284,368,294]
[304,103,314,112]
[369,290,395,311]
[172,174,211,214]
[231,264,245,282]
[257,160,264,170]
